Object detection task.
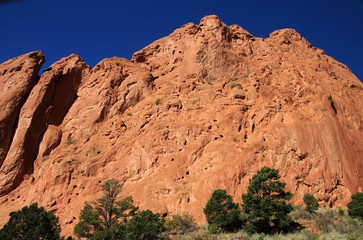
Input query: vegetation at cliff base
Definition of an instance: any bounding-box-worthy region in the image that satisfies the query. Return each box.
[1,175,362,240]
[347,192,363,218]
[242,166,293,234]
[74,178,164,240]
[126,210,165,240]
[303,193,319,213]
[203,189,242,233]
[0,203,61,240]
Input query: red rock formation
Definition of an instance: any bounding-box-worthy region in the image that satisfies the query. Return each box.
[0,51,44,167]
[0,54,90,195]
[0,15,362,237]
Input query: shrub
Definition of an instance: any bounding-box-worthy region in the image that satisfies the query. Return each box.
[303,193,319,213]
[337,207,345,216]
[241,74,249,79]
[314,209,335,233]
[0,203,61,240]
[203,189,242,233]
[67,139,77,145]
[164,213,197,235]
[230,83,242,89]
[155,99,161,105]
[347,192,363,218]
[290,205,314,220]
[242,166,293,234]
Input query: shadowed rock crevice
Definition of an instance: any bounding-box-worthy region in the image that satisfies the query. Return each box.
[328,95,337,114]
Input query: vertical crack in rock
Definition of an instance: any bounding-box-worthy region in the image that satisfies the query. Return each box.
[328,95,337,114]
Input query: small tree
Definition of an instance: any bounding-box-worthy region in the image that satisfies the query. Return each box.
[0,203,61,240]
[126,210,165,240]
[303,193,319,213]
[203,189,242,233]
[74,179,138,240]
[242,167,293,234]
[347,192,363,218]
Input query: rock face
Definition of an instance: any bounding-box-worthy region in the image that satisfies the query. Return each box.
[0,51,45,167]
[0,15,362,237]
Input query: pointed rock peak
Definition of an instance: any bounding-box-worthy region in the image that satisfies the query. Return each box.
[25,51,45,65]
[42,54,90,75]
[92,57,133,74]
[0,51,45,70]
[55,54,88,67]
[199,15,225,30]
[269,28,302,41]
[268,28,312,48]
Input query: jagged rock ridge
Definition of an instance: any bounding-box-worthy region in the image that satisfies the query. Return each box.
[0,15,362,237]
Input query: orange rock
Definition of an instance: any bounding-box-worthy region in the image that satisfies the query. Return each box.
[0,15,362,237]
[0,51,44,167]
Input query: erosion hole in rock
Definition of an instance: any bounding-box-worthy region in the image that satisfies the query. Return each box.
[252,123,255,133]
[298,152,309,160]
[162,213,168,217]
[186,171,190,175]
[171,158,174,162]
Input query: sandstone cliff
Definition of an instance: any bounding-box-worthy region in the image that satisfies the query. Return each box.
[0,15,362,237]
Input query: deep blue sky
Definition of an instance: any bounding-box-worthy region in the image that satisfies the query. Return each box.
[1,0,362,81]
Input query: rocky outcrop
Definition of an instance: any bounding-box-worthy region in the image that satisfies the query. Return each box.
[0,15,362,237]
[0,51,44,167]
[0,54,90,195]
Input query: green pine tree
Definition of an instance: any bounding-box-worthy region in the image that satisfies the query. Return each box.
[347,192,363,218]
[242,166,293,234]
[126,210,165,240]
[303,193,319,213]
[203,189,242,233]
[0,203,61,240]
[74,179,138,240]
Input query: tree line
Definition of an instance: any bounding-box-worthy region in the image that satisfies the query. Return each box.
[0,167,361,239]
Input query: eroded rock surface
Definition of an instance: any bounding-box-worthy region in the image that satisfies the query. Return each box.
[0,15,362,237]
